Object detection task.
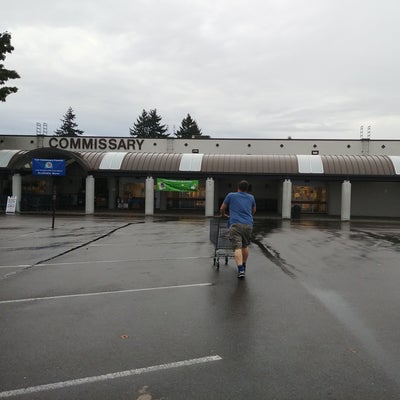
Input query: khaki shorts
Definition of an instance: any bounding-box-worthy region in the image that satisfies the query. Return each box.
[229,223,253,250]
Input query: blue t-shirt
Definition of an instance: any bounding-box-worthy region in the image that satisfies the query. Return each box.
[223,192,256,226]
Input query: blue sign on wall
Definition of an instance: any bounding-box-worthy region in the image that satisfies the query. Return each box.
[32,158,66,176]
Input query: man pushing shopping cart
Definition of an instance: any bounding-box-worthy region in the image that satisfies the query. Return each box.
[219,180,256,279]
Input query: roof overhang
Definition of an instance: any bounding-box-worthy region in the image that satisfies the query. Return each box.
[1,150,399,177]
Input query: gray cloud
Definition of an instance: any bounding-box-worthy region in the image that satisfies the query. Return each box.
[1,0,399,138]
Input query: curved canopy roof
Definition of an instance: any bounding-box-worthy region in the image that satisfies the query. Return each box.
[1,150,400,178]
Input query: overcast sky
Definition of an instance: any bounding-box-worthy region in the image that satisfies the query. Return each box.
[1,0,399,139]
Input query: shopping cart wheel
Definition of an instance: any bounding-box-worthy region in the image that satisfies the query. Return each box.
[225,256,229,265]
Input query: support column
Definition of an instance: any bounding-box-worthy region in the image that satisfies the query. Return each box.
[205,177,215,217]
[107,177,117,210]
[85,175,95,214]
[145,176,154,215]
[282,179,292,219]
[12,173,22,213]
[341,180,351,221]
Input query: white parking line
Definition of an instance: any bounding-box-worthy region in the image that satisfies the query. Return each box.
[0,256,211,269]
[89,241,207,247]
[0,255,211,269]
[0,282,213,304]
[35,256,210,266]
[0,355,222,398]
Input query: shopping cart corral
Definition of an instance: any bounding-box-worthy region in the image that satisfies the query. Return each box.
[209,217,234,269]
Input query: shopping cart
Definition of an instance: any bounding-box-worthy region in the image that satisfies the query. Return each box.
[209,216,234,269]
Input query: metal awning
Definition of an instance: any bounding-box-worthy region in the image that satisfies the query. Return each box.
[1,150,399,177]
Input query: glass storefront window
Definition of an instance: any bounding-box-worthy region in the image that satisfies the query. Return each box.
[22,178,48,194]
[166,185,205,209]
[292,184,327,213]
[118,181,145,209]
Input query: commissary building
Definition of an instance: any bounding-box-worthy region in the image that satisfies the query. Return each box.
[1,134,400,220]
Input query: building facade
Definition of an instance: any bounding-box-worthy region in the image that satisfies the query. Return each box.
[1,135,400,220]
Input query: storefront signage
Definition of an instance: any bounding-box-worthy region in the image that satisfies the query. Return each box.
[157,178,199,192]
[32,158,66,176]
[48,137,145,151]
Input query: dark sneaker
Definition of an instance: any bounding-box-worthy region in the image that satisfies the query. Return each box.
[237,266,245,279]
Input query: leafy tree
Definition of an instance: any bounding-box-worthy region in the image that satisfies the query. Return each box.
[54,107,84,136]
[130,108,169,138]
[175,114,203,139]
[0,32,20,102]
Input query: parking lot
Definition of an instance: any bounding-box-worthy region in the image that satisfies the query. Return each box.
[1,214,400,399]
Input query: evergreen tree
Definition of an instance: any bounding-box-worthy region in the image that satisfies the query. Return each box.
[0,32,20,102]
[130,109,169,138]
[148,109,169,138]
[129,109,151,137]
[54,107,84,136]
[175,114,202,139]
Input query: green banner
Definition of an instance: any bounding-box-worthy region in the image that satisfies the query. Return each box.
[157,178,199,192]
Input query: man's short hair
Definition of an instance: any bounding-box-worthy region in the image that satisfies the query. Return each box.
[238,180,249,192]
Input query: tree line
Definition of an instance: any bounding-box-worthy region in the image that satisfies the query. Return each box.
[1,31,206,139]
[55,107,205,139]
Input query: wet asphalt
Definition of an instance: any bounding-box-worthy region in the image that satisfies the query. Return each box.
[1,214,400,399]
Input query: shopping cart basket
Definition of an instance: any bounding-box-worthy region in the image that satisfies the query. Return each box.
[209,216,234,269]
